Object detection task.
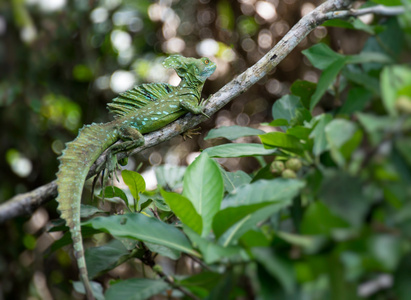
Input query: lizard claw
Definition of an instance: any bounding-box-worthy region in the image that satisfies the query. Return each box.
[182,127,202,140]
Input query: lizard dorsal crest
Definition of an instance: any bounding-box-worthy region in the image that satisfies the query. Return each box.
[107,83,175,117]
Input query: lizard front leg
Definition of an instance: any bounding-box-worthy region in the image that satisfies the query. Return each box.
[99,126,145,196]
[180,98,210,118]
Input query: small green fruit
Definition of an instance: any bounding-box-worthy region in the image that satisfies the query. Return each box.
[270,161,285,173]
[153,265,163,273]
[285,158,302,171]
[282,169,297,178]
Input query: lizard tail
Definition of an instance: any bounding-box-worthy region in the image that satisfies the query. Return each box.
[56,122,118,299]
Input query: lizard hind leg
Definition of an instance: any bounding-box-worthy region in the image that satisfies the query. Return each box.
[99,126,145,198]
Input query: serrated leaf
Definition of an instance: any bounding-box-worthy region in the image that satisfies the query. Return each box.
[183,153,223,236]
[205,125,265,140]
[161,189,203,235]
[105,278,169,300]
[203,143,277,158]
[84,214,199,256]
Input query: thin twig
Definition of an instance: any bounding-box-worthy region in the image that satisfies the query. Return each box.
[325,5,406,19]
[155,269,201,300]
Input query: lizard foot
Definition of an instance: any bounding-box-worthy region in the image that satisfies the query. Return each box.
[182,127,202,140]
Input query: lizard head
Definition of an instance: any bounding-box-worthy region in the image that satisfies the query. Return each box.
[163,55,216,83]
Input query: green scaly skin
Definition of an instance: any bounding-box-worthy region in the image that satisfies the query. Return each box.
[56,55,216,300]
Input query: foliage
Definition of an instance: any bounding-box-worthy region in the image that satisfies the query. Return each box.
[46,12,411,299]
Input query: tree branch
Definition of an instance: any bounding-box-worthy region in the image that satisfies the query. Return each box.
[325,5,406,19]
[4,0,400,223]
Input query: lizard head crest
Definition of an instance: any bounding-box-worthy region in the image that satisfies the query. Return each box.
[163,55,216,83]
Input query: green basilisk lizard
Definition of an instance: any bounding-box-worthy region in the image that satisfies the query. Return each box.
[56,55,216,299]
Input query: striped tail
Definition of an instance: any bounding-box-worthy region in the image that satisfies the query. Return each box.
[56,122,118,299]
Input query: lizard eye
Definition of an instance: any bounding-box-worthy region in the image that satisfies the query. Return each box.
[204,59,209,65]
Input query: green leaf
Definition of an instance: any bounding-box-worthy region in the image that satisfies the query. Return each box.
[214,179,305,244]
[221,169,252,193]
[319,171,372,226]
[394,254,411,299]
[122,170,146,210]
[84,214,199,256]
[342,67,380,95]
[85,239,130,278]
[99,186,129,206]
[346,52,392,65]
[161,189,203,235]
[80,204,105,218]
[213,203,275,240]
[338,87,373,115]
[381,65,411,116]
[286,126,311,140]
[259,132,304,154]
[144,242,180,260]
[371,0,402,6]
[105,278,169,300]
[302,43,344,70]
[155,165,186,190]
[205,125,265,140]
[272,94,302,130]
[218,203,289,246]
[152,198,171,211]
[183,226,247,264]
[309,114,333,156]
[290,80,317,109]
[73,281,104,300]
[221,178,305,209]
[179,271,223,298]
[310,57,347,110]
[268,119,289,127]
[396,138,411,167]
[252,247,295,294]
[183,153,224,236]
[325,119,358,167]
[301,201,349,235]
[203,143,277,158]
[240,229,271,248]
[368,235,402,270]
[356,112,394,145]
[323,18,376,34]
